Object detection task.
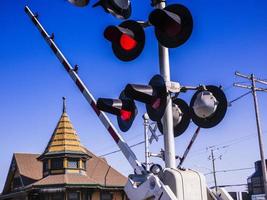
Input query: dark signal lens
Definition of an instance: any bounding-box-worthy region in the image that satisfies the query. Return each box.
[120,34,137,51]
[120,109,132,121]
[166,22,181,37]
[152,98,161,109]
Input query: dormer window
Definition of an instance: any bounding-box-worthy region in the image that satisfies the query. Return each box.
[68,159,79,169]
[51,158,63,170]
[43,160,49,172]
[82,160,86,170]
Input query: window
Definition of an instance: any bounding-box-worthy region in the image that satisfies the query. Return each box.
[51,159,63,170]
[68,159,79,169]
[43,160,49,172]
[82,160,86,170]
[12,177,21,189]
[51,193,64,200]
[82,191,91,200]
[68,192,80,200]
[101,192,113,200]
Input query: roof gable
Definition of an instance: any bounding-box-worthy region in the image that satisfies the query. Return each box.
[2,153,42,194]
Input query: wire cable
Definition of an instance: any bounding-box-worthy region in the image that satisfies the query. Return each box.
[204,167,254,175]
[100,134,163,157]
[228,91,252,106]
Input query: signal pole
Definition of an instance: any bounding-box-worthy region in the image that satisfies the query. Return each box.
[153,0,176,169]
[234,72,267,198]
[143,113,150,171]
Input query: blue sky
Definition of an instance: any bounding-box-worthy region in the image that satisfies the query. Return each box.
[1,0,267,192]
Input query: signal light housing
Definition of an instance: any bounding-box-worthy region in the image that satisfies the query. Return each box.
[190,86,227,128]
[97,91,137,132]
[93,0,131,19]
[68,0,90,7]
[149,4,193,48]
[157,98,191,137]
[124,75,167,121]
[104,20,145,61]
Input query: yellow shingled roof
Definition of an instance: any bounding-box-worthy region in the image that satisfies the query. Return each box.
[42,109,87,155]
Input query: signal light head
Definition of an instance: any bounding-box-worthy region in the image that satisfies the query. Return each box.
[104,20,145,61]
[190,86,227,128]
[120,109,132,121]
[192,91,218,118]
[149,4,193,48]
[124,75,167,121]
[93,0,131,19]
[146,75,167,121]
[150,164,163,175]
[157,98,191,137]
[117,91,137,132]
[96,91,137,132]
[120,34,137,51]
[68,0,89,7]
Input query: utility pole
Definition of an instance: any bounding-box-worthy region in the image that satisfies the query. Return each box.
[208,147,222,194]
[153,0,176,169]
[210,149,218,193]
[234,71,267,198]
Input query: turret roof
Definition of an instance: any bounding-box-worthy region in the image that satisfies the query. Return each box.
[40,98,88,158]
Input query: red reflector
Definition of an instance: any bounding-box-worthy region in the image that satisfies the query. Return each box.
[152,98,161,109]
[120,109,132,121]
[120,34,137,51]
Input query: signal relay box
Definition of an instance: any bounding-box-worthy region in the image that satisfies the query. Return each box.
[160,168,208,200]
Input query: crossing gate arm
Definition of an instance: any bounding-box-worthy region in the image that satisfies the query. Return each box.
[24,6,145,175]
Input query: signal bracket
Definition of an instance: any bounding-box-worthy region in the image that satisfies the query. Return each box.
[166,81,181,93]
[151,0,166,7]
[180,85,207,93]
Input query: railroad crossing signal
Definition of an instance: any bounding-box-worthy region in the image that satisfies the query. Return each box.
[190,86,228,128]
[97,91,137,132]
[70,0,225,133]
[157,98,191,137]
[93,0,132,19]
[124,75,167,121]
[104,20,145,61]
[68,0,89,7]
[97,75,227,134]
[149,4,193,48]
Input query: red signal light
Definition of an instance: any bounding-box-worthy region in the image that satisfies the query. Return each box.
[120,34,137,51]
[152,98,161,109]
[120,109,132,121]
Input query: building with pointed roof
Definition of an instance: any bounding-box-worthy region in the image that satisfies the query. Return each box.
[0,98,127,200]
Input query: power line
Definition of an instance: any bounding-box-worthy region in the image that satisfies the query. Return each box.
[95,131,145,154]
[100,140,145,157]
[204,167,254,175]
[100,134,163,157]
[210,184,248,188]
[228,91,252,106]
[190,133,256,157]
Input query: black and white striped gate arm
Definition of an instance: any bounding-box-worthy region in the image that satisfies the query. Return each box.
[24,6,145,175]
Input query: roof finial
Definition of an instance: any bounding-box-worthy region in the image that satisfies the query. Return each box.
[62,97,66,113]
